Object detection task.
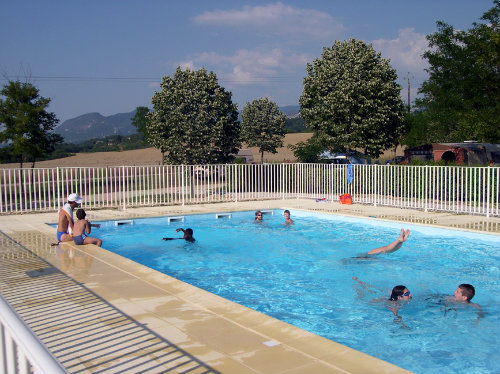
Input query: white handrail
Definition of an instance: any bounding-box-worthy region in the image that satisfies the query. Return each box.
[0,295,67,374]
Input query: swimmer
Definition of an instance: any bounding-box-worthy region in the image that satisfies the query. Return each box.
[72,208,102,247]
[163,228,195,242]
[367,229,410,255]
[255,211,263,221]
[284,210,293,224]
[452,284,475,303]
[352,276,412,323]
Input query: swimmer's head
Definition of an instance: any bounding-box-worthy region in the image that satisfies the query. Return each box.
[389,285,411,301]
[185,228,194,237]
[454,284,475,302]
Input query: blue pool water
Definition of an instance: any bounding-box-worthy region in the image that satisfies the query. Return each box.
[85,210,500,374]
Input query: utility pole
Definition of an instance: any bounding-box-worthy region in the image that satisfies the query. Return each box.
[406,72,413,112]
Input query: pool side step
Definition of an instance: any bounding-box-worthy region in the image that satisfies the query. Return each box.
[215,213,231,219]
[168,216,185,224]
[114,220,134,226]
[261,210,274,215]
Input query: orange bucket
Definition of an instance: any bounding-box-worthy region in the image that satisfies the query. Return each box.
[339,193,352,205]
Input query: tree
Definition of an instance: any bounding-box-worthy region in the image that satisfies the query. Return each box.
[241,98,287,163]
[416,0,500,143]
[131,106,150,139]
[288,135,323,163]
[147,67,240,164]
[299,39,405,158]
[0,80,61,168]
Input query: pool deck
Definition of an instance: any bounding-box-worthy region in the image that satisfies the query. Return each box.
[1,199,499,374]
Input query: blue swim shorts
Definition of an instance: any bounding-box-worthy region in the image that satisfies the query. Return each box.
[73,235,85,245]
[57,231,68,242]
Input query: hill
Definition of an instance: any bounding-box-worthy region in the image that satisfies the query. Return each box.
[54,105,302,144]
[54,110,137,143]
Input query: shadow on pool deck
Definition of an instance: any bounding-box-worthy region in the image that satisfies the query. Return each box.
[0,232,221,374]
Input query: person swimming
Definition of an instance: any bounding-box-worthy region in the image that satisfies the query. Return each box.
[163,228,195,242]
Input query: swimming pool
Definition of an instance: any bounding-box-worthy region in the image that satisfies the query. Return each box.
[90,210,500,374]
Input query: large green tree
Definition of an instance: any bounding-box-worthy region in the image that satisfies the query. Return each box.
[241,98,287,163]
[147,68,240,164]
[131,106,150,138]
[0,80,61,167]
[299,39,405,158]
[415,1,500,143]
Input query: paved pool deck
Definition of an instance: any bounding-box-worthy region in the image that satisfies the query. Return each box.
[1,199,499,374]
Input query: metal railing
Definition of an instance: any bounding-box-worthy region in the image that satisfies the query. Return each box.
[0,295,67,374]
[0,164,498,217]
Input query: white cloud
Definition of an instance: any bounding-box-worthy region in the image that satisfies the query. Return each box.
[178,60,197,71]
[371,28,429,74]
[192,2,344,40]
[175,48,311,85]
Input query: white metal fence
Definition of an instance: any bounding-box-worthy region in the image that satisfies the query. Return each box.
[0,164,498,217]
[0,295,67,374]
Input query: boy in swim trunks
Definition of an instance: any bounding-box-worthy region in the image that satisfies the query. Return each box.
[72,208,102,247]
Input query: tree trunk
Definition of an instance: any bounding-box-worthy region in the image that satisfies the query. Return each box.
[260,151,264,164]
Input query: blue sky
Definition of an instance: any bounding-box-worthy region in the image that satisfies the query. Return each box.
[0,1,494,122]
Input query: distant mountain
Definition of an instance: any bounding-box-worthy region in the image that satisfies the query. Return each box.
[54,110,137,144]
[280,105,300,118]
[55,105,301,144]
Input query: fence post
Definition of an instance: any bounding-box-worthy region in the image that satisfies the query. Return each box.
[486,166,491,218]
[424,165,428,212]
[56,167,61,210]
[122,166,126,211]
[181,165,185,206]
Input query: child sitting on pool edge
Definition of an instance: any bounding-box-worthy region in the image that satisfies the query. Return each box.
[73,209,102,247]
[163,228,195,242]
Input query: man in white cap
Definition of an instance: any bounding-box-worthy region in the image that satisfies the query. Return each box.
[56,193,83,243]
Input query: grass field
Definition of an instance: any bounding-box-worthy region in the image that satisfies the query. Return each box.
[1,133,403,168]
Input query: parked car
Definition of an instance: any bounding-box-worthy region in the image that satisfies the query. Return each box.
[194,165,226,179]
[319,151,371,165]
[385,156,406,165]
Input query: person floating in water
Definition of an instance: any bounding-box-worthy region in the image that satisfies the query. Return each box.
[254,211,263,221]
[163,228,195,242]
[72,208,102,247]
[366,229,410,255]
[283,209,293,224]
[352,276,412,323]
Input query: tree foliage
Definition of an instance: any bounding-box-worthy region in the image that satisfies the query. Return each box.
[288,135,323,163]
[131,106,150,139]
[0,80,61,167]
[299,39,405,158]
[416,0,500,143]
[147,68,240,165]
[241,97,287,163]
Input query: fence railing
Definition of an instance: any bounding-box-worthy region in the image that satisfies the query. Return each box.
[0,295,67,374]
[0,164,498,217]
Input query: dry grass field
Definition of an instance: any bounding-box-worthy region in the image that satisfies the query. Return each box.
[1,133,403,168]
